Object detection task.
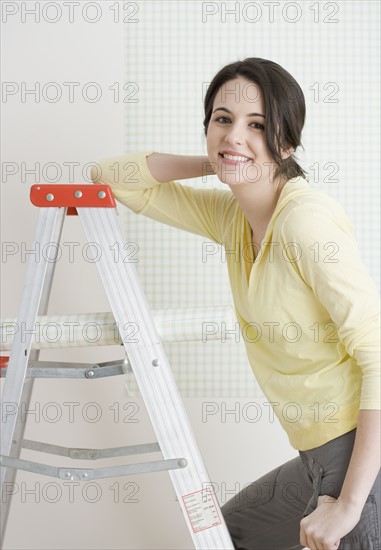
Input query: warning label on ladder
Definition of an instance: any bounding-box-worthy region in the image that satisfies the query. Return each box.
[182,488,222,533]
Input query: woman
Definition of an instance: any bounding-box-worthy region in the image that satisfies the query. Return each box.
[92,58,380,550]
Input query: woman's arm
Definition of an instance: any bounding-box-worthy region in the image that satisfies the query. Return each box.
[146,153,214,183]
[280,204,381,548]
[338,409,380,508]
[300,409,380,549]
[91,151,233,243]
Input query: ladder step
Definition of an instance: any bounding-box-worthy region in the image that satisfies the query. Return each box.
[0,356,9,368]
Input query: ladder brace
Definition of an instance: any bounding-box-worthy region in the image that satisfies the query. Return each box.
[0,455,187,481]
[1,358,131,379]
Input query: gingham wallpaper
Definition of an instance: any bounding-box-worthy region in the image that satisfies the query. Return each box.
[121,0,380,397]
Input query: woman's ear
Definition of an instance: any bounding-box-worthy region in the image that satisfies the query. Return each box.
[281,145,295,160]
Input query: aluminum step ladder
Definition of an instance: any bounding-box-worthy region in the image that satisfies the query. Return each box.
[0,183,234,550]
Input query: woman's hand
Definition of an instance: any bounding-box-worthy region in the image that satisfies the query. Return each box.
[300,494,361,550]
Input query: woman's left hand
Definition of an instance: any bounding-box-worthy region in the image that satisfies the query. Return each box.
[300,495,361,550]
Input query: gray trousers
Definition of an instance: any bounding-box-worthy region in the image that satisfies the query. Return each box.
[221,429,380,550]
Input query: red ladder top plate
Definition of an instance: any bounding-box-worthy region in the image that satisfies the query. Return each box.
[30,184,116,208]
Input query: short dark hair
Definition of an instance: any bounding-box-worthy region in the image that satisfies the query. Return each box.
[203,58,308,182]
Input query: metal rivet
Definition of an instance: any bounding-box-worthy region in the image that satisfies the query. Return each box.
[74,190,83,199]
[152,359,160,367]
[86,369,95,378]
[46,193,54,202]
[178,458,188,468]
[81,473,88,479]
[98,190,106,199]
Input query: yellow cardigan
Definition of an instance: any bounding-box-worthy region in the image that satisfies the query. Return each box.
[93,151,381,451]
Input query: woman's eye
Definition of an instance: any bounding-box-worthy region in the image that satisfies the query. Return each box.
[251,122,265,130]
[214,117,264,130]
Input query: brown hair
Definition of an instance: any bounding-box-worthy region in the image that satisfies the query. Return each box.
[203,58,308,182]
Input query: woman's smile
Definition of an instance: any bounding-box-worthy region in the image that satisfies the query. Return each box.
[218,152,254,165]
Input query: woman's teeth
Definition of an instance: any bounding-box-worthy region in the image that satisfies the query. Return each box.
[222,154,251,162]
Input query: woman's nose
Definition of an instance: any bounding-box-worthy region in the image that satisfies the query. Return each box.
[224,124,244,145]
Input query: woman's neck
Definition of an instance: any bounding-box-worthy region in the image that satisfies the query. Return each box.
[229,176,287,244]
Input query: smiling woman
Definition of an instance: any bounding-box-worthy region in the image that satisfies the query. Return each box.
[206,78,293,190]
[93,57,381,550]
[203,58,307,184]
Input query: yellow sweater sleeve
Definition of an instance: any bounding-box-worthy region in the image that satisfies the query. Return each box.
[92,151,235,245]
[281,203,381,410]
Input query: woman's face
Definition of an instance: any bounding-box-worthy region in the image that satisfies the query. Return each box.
[206,76,277,187]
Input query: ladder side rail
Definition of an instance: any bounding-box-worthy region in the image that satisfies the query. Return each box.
[79,207,234,550]
[0,377,35,542]
[0,207,65,540]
